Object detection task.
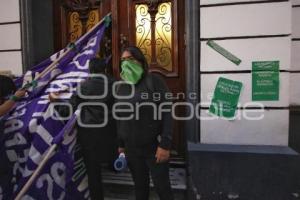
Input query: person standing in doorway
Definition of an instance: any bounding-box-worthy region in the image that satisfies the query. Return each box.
[49,58,117,200]
[116,46,174,200]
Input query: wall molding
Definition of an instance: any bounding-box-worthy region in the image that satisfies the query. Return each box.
[0,21,20,26]
[200,106,291,110]
[200,0,289,8]
[200,70,290,74]
[0,49,22,52]
[201,34,291,41]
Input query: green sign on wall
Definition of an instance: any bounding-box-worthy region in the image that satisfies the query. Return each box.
[252,61,279,101]
[209,77,243,119]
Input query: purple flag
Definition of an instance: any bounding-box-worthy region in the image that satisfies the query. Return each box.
[0,17,107,200]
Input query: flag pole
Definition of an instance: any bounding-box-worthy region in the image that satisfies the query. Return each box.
[14,144,58,200]
[15,112,78,200]
[23,12,112,90]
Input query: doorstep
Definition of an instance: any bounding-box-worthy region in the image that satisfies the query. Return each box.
[102,167,187,190]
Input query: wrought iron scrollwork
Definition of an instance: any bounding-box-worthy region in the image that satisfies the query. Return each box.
[69,12,83,43]
[61,0,102,42]
[86,10,100,31]
[135,1,173,72]
[155,2,172,70]
[136,5,152,63]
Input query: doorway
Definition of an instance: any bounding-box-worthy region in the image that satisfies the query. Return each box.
[53,0,186,159]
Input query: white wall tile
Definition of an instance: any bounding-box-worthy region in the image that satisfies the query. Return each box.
[200,2,291,38]
[200,109,289,146]
[0,24,21,50]
[0,0,20,23]
[291,41,300,71]
[292,0,300,6]
[200,0,275,5]
[292,7,300,38]
[201,37,291,71]
[200,73,290,107]
[0,51,23,75]
[290,73,300,105]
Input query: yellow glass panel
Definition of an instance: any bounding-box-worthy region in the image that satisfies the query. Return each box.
[155,2,172,71]
[135,4,152,64]
[86,10,100,31]
[69,12,83,43]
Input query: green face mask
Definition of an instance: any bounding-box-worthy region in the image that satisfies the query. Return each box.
[120,60,144,84]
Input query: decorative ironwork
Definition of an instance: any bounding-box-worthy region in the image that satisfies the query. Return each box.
[69,12,83,43]
[62,0,101,41]
[135,1,172,71]
[155,2,172,70]
[86,9,100,31]
[136,4,152,64]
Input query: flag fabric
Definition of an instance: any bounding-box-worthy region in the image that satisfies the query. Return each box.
[0,17,107,200]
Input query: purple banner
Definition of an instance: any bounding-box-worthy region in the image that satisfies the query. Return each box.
[0,20,106,200]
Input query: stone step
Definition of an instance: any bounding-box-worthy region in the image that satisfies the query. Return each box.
[102,167,187,199]
[102,167,187,190]
[104,185,186,200]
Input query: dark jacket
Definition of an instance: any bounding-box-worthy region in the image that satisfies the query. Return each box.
[56,74,117,163]
[60,75,115,125]
[0,118,12,192]
[116,73,173,154]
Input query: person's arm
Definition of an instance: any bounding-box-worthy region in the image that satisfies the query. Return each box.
[151,74,173,163]
[0,89,26,117]
[116,118,126,153]
[49,85,83,118]
[152,74,173,150]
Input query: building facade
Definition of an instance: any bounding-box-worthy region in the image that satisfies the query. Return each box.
[186,0,300,199]
[0,0,300,199]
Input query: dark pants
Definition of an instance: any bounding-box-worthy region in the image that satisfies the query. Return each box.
[127,155,174,200]
[81,146,104,200]
[78,126,117,200]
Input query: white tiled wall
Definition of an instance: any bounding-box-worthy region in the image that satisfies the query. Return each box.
[0,0,20,23]
[292,7,300,38]
[200,0,275,5]
[291,41,300,71]
[291,4,300,105]
[200,109,289,146]
[201,37,291,71]
[200,2,291,38]
[292,0,300,6]
[0,0,22,76]
[290,74,300,105]
[200,1,292,146]
[0,24,21,50]
[0,51,22,75]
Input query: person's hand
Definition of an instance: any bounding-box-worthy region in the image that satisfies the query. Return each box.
[155,147,170,163]
[118,147,125,154]
[14,89,26,98]
[48,92,60,102]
